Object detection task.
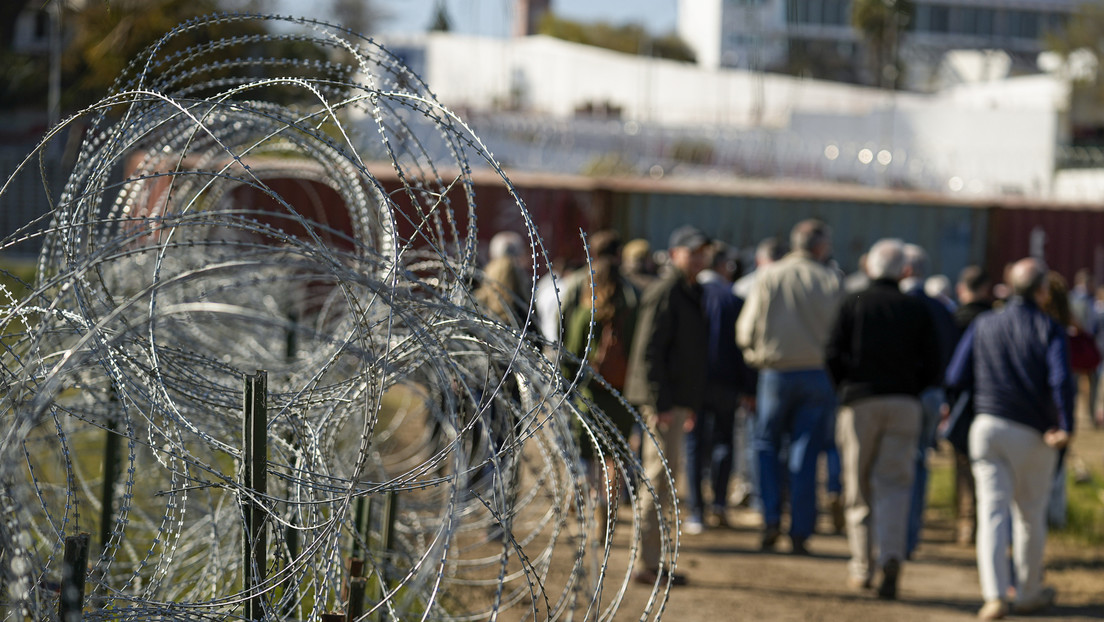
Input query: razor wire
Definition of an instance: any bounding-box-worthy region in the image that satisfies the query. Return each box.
[0,13,680,622]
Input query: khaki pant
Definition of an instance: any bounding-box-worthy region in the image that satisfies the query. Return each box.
[635,405,689,573]
[836,396,921,582]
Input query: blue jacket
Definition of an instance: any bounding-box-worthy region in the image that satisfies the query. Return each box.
[701,280,756,411]
[945,297,1074,435]
[905,284,957,376]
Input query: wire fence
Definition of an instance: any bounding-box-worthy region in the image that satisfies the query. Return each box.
[0,14,678,621]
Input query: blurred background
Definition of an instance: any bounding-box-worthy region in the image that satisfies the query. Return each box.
[3,0,1104,281]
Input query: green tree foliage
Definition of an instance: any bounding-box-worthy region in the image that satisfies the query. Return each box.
[331,0,386,37]
[0,0,49,112]
[851,0,914,88]
[537,13,694,63]
[62,0,268,109]
[1,1,346,114]
[429,0,452,32]
[1046,3,1104,140]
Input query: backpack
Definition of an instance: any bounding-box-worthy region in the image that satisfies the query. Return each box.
[592,322,628,390]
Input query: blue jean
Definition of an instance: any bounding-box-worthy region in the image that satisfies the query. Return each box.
[685,408,736,519]
[823,408,842,496]
[755,368,837,541]
[907,386,943,556]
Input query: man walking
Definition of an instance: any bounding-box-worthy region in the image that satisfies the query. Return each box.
[899,244,957,558]
[949,265,994,547]
[825,239,941,599]
[623,225,711,586]
[685,244,756,533]
[736,219,840,554]
[945,258,1073,620]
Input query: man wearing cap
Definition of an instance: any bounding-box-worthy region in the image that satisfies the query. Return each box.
[623,224,711,587]
[736,219,841,555]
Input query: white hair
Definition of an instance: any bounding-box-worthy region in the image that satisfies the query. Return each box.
[865,238,906,280]
[925,275,953,299]
[902,243,929,279]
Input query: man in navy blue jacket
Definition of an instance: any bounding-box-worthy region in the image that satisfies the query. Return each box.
[945,257,1074,620]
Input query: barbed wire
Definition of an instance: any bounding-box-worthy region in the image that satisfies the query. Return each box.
[0,13,678,621]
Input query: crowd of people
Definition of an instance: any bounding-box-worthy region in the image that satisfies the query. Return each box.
[475,220,1098,620]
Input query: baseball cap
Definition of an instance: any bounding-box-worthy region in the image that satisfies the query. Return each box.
[668,225,709,250]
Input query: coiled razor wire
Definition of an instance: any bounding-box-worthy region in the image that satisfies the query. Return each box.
[0,14,680,621]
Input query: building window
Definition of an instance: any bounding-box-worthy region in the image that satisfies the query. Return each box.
[929,5,950,33]
[975,8,995,36]
[1007,10,1039,40]
[826,0,848,26]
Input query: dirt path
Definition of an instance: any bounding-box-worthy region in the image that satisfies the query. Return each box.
[603,429,1104,621]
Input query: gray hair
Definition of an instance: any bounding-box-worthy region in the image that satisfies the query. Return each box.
[902,244,929,279]
[865,238,906,280]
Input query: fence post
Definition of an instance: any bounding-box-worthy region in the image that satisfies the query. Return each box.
[98,393,121,559]
[243,370,268,621]
[58,532,90,622]
[352,495,369,558]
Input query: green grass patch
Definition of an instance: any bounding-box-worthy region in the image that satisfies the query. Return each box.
[1053,468,1104,546]
[929,450,1104,546]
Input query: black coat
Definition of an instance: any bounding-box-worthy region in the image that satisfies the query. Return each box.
[623,270,709,412]
[825,278,942,405]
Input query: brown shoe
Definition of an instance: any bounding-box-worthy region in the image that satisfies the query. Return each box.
[760,524,781,551]
[829,493,845,535]
[632,568,688,587]
[847,576,873,591]
[706,508,730,529]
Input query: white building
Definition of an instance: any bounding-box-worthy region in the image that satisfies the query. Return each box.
[376,32,1079,199]
[677,0,1083,89]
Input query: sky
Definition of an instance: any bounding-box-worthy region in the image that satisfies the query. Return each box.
[281,0,678,38]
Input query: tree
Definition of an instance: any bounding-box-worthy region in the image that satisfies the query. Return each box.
[852,0,914,89]
[0,1,361,114]
[429,0,451,32]
[331,0,386,37]
[537,13,694,63]
[1046,2,1104,146]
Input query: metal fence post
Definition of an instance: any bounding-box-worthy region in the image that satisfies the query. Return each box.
[243,370,268,621]
[59,533,90,622]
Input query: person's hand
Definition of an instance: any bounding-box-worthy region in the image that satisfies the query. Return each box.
[1043,428,1070,450]
[656,410,674,429]
[683,411,696,433]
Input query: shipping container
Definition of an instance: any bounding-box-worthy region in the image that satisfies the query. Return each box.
[602,178,989,281]
[986,202,1104,287]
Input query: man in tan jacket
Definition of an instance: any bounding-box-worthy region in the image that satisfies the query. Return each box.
[736,219,841,554]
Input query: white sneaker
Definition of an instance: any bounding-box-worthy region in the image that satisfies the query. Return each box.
[683,518,704,535]
[1013,585,1056,614]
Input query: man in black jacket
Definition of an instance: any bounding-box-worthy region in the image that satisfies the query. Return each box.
[825,239,941,600]
[949,265,993,546]
[623,225,711,587]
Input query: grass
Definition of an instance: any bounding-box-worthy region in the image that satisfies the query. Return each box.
[927,446,1104,546]
[1055,468,1104,545]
